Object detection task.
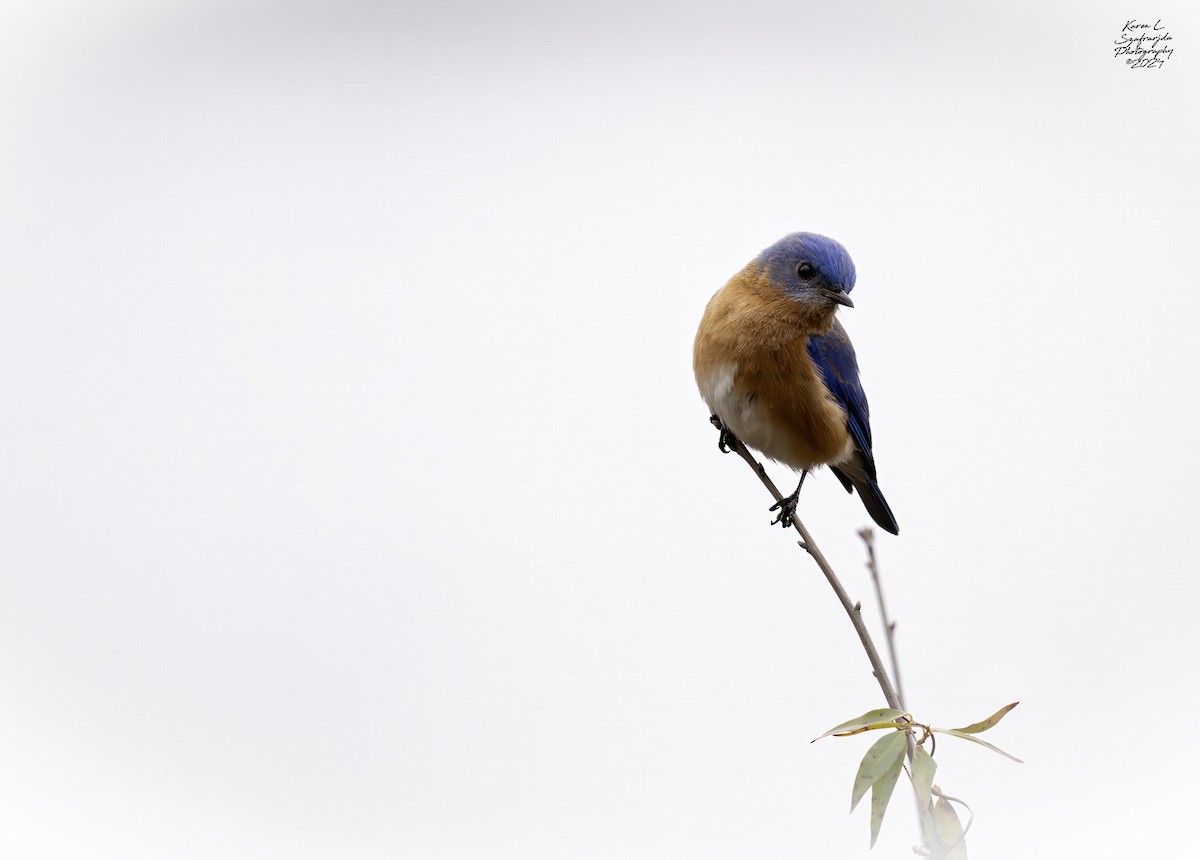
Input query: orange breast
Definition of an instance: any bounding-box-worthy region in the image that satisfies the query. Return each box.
[733,339,852,469]
[694,266,852,470]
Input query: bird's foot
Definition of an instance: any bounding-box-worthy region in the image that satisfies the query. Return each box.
[769,491,799,528]
[709,415,739,454]
[769,472,809,528]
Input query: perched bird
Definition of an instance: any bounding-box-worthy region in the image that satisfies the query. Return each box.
[693,232,898,535]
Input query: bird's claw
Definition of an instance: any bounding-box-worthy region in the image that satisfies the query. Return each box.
[710,414,739,454]
[769,492,799,528]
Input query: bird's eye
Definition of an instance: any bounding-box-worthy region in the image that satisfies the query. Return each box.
[796,262,816,281]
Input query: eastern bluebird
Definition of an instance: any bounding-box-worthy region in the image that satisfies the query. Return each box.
[693,232,898,535]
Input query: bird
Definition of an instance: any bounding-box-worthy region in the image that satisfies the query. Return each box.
[693,232,898,535]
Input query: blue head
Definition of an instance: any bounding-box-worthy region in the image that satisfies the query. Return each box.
[758,232,857,310]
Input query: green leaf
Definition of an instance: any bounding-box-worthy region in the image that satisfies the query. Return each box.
[851,730,907,812]
[948,702,1019,735]
[813,708,908,741]
[936,728,1024,763]
[933,795,968,859]
[910,744,937,813]
[869,747,905,848]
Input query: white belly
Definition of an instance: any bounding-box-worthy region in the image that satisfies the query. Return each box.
[698,362,779,460]
[697,361,852,469]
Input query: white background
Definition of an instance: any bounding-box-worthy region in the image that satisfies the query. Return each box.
[2,1,1197,857]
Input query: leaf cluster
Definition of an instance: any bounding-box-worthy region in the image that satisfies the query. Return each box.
[814,703,1020,851]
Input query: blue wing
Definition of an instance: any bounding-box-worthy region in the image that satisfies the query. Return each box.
[806,320,877,480]
[806,320,899,534]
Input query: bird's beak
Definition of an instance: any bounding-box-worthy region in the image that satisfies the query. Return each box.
[826,290,854,308]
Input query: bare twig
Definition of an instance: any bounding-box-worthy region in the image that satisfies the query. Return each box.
[859,528,906,711]
[716,424,937,853]
[853,530,949,856]
[720,431,902,711]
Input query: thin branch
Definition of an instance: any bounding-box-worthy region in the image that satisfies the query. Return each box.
[859,528,906,711]
[721,432,902,712]
[855,529,949,856]
[717,425,936,853]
